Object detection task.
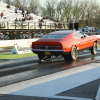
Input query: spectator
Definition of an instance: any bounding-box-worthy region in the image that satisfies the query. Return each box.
[22,13,24,17]
[22,8,25,15]
[22,18,25,21]
[15,18,18,24]
[1,12,4,18]
[24,14,27,20]
[4,34,8,40]
[19,6,22,10]
[25,36,28,39]
[0,34,3,40]
[32,17,33,20]
[54,22,57,28]
[38,19,42,29]
[18,18,22,26]
[29,16,31,20]
[15,6,18,13]
[7,4,10,8]
[26,10,30,15]
[15,18,18,21]
[96,28,98,31]
[19,18,22,21]
[43,16,46,19]
[92,29,94,32]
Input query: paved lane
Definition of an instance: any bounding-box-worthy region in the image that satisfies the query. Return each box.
[0,47,12,53]
[0,50,100,87]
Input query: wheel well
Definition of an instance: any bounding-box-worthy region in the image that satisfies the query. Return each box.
[95,40,97,43]
[71,45,77,49]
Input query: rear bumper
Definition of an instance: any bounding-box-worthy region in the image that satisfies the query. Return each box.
[31,49,64,52]
[31,49,64,55]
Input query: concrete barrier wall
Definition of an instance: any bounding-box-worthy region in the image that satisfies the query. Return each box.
[0,35,100,47]
[0,38,39,47]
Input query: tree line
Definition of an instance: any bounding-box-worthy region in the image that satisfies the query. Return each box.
[1,0,100,29]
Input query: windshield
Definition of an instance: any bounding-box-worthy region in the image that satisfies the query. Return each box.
[41,34,67,39]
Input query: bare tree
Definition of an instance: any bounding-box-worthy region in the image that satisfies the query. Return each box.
[56,1,64,21]
[29,0,40,14]
[14,0,21,7]
[43,0,57,19]
[61,0,73,22]
[21,0,27,7]
[5,0,11,4]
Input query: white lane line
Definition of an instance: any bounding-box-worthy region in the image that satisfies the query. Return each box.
[0,63,99,94]
[53,96,92,100]
[9,67,100,97]
[0,63,99,99]
[96,85,100,100]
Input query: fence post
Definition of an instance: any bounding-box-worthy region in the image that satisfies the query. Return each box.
[45,22,46,29]
[50,23,51,29]
[64,22,65,29]
[28,22,29,29]
[7,21,9,29]
[15,22,16,29]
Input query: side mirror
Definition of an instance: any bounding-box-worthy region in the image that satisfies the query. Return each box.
[84,35,86,37]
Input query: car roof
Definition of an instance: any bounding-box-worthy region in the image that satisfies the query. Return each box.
[49,30,78,35]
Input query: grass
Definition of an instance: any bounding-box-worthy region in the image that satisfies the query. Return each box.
[0,52,37,60]
[0,45,100,60]
[97,45,100,48]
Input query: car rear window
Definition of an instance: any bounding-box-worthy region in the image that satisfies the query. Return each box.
[41,34,67,39]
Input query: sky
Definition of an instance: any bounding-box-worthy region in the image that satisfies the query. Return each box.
[40,0,100,5]
[1,0,100,6]
[40,0,46,5]
[39,0,60,6]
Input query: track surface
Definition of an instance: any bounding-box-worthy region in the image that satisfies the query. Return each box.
[0,48,100,87]
[0,47,100,100]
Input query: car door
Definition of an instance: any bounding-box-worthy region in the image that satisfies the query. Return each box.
[78,32,92,50]
[73,32,88,50]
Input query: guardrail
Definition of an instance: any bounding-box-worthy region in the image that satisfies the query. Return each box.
[0,21,69,30]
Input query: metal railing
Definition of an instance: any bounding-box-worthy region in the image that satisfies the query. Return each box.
[0,21,69,30]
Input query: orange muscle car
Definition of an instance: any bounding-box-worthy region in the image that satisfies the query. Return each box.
[31,30,99,61]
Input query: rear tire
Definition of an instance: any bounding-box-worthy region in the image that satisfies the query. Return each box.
[38,53,45,60]
[91,42,97,55]
[64,46,77,61]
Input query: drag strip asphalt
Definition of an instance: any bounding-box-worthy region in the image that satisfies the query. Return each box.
[0,50,100,87]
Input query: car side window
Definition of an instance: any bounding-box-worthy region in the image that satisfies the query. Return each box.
[78,32,84,39]
[73,32,84,39]
[73,32,80,39]
[73,33,78,39]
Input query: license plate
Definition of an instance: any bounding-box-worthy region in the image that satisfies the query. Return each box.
[45,51,51,55]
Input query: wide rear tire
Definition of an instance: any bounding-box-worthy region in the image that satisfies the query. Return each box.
[38,53,51,60]
[64,46,77,61]
[91,42,97,55]
[38,53,45,60]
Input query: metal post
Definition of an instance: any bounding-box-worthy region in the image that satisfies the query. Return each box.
[64,22,65,29]
[73,22,74,30]
[72,18,74,30]
[34,22,35,29]
[22,22,23,29]
[28,22,29,29]
[45,22,46,29]
[50,23,51,29]
[15,22,16,29]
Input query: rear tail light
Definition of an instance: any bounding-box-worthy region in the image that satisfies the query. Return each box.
[33,45,39,49]
[55,46,62,50]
